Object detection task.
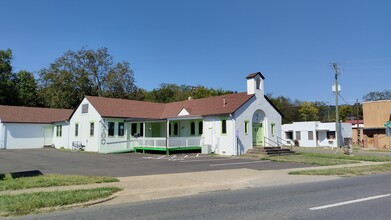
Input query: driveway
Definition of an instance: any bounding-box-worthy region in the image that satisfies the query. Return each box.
[0,148,310,177]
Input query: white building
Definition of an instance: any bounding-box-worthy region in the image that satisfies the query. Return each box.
[0,106,73,149]
[282,121,352,147]
[67,72,283,155]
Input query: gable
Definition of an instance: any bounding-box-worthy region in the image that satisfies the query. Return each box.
[178,108,190,116]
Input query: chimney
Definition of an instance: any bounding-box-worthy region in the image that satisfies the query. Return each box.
[188,96,193,100]
[223,96,226,106]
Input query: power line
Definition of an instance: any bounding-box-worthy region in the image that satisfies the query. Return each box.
[338,94,351,105]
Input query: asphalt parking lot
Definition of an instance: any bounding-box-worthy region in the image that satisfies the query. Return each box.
[0,148,311,177]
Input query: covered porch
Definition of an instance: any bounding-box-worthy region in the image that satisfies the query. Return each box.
[104,117,205,154]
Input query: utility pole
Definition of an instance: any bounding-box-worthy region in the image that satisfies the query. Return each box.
[332,63,341,148]
[356,98,360,146]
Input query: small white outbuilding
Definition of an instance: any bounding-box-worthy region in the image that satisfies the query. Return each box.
[282,121,352,147]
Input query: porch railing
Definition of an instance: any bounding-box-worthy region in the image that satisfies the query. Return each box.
[104,137,204,153]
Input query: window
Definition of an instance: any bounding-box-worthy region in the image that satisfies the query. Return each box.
[190,122,195,135]
[285,131,293,139]
[131,123,137,136]
[221,119,227,134]
[174,123,178,136]
[108,122,115,136]
[308,131,314,140]
[56,125,62,137]
[295,131,301,140]
[327,131,335,140]
[118,122,124,136]
[90,122,95,136]
[81,104,88,113]
[244,121,249,134]
[198,121,203,135]
[75,123,78,137]
[271,123,275,137]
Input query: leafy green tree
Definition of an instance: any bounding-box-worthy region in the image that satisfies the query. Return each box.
[339,105,354,122]
[267,94,301,124]
[363,90,391,101]
[298,102,319,121]
[14,70,40,106]
[0,49,18,105]
[39,47,136,108]
[147,83,183,103]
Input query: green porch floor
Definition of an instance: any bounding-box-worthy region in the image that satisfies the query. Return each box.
[134,146,202,155]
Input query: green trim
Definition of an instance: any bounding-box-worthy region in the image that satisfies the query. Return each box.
[107,149,134,154]
[134,146,201,154]
[271,123,275,137]
[219,116,228,135]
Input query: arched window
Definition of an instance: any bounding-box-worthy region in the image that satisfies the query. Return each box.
[174,123,178,136]
[198,121,203,135]
[190,122,195,135]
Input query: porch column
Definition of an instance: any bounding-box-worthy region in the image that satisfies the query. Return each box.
[166,119,170,156]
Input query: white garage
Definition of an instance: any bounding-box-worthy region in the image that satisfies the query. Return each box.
[0,105,73,149]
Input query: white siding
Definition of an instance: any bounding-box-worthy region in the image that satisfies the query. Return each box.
[234,91,282,155]
[69,98,102,152]
[0,122,5,149]
[52,122,69,149]
[203,115,235,155]
[282,121,353,147]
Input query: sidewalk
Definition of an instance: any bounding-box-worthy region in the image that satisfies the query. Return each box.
[1,161,389,206]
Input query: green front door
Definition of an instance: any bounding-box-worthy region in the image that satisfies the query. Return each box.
[252,123,263,146]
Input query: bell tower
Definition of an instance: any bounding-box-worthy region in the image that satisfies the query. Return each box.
[246,72,265,95]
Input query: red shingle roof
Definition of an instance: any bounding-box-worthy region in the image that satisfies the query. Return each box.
[246,72,265,80]
[0,105,73,123]
[86,92,254,119]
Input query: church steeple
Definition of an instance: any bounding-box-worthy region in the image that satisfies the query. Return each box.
[246,72,265,95]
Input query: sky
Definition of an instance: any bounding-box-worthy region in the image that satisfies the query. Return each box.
[1,0,390,104]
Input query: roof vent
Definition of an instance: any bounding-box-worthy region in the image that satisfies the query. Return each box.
[188,96,193,100]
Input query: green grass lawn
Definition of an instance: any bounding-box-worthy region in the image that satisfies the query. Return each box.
[0,187,121,216]
[298,152,391,162]
[263,152,390,166]
[289,163,391,176]
[0,174,119,191]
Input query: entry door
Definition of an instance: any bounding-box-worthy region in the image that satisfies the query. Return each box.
[43,126,53,146]
[252,123,263,146]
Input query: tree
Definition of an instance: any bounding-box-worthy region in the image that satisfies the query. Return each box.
[267,94,301,124]
[0,49,17,105]
[298,102,319,121]
[363,90,391,101]
[339,105,354,122]
[39,47,136,108]
[14,70,40,106]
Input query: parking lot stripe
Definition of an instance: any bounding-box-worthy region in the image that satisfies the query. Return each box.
[179,158,237,163]
[209,161,270,166]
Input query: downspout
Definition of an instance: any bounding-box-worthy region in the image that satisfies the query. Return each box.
[67,120,70,150]
[232,115,236,156]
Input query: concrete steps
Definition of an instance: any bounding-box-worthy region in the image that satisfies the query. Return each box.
[246,146,295,156]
